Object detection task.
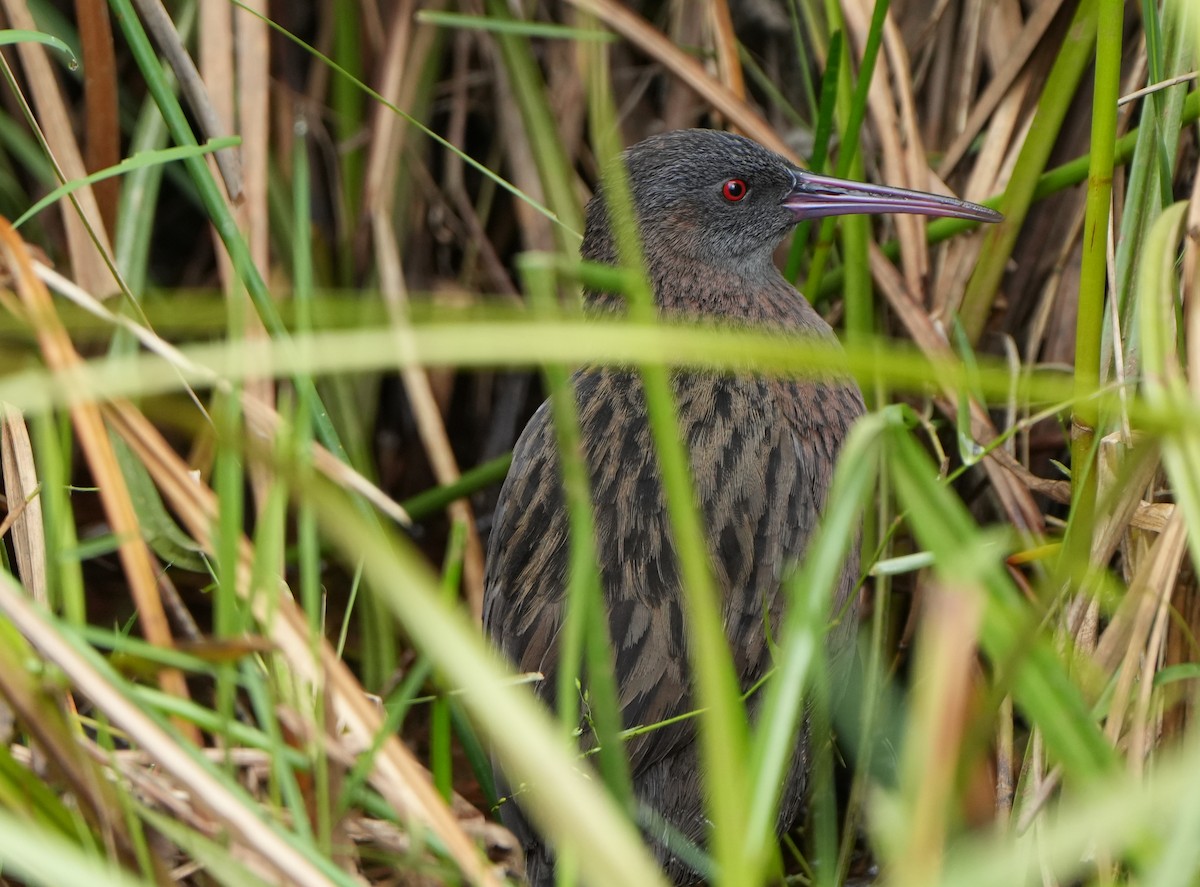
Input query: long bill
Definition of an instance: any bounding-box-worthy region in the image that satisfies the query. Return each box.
[783,169,1003,223]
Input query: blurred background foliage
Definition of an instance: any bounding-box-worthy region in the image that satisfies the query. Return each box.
[0,0,1196,885]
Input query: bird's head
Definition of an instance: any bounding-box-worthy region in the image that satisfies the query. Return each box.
[582,128,1000,277]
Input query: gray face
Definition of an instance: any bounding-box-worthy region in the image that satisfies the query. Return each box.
[583,129,1002,277]
[586,129,801,269]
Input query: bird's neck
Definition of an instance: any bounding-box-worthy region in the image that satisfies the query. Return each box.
[582,246,835,336]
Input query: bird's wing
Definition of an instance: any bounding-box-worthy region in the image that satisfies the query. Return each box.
[483,370,862,779]
[482,396,570,689]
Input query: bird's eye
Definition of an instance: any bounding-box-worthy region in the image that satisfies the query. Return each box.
[722,178,748,202]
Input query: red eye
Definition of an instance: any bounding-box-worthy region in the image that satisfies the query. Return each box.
[722,178,748,202]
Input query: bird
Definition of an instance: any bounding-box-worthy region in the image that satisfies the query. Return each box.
[482,128,1002,885]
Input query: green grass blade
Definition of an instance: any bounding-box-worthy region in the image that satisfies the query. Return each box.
[886,427,1116,778]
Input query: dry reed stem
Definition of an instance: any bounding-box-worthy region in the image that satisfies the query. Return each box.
[241,401,414,526]
[0,405,46,604]
[1129,554,1175,774]
[995,693,1015,821]
[232,0,278,537]
[0,220,196,734]
[935,0,1066,179]
[488,45,573,253]
[0,0,118,297]
[140,0,242,196]
[708,0,745,102]
[200,0,238,287]
[1096,512,1188,738]
[363,0,423,215]
[236,0,270,277]
[884,15,938,291]
[373,212,488,620]
[1091,434,1163,569]
[948,0,984,138]
[1013,738,1060,834]
[844,0,932,294]
[75,0,121,235]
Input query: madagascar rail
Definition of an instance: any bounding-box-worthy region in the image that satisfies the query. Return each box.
[483,129,1001,885]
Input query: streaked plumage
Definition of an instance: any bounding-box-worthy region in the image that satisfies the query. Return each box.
[483,129,999,885]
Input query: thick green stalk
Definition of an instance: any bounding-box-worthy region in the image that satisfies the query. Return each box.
[806,0,889,332]
[400,453,513,521]
[432,520,468,801]
[1068,0,1122,536]
[784,30,842,282]
[960,0,1100,342]
[519,254,633,816]
[579,25,752,887]
[742,410,885,880]
[292,117,333,849]
[1110,6,1191,373]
